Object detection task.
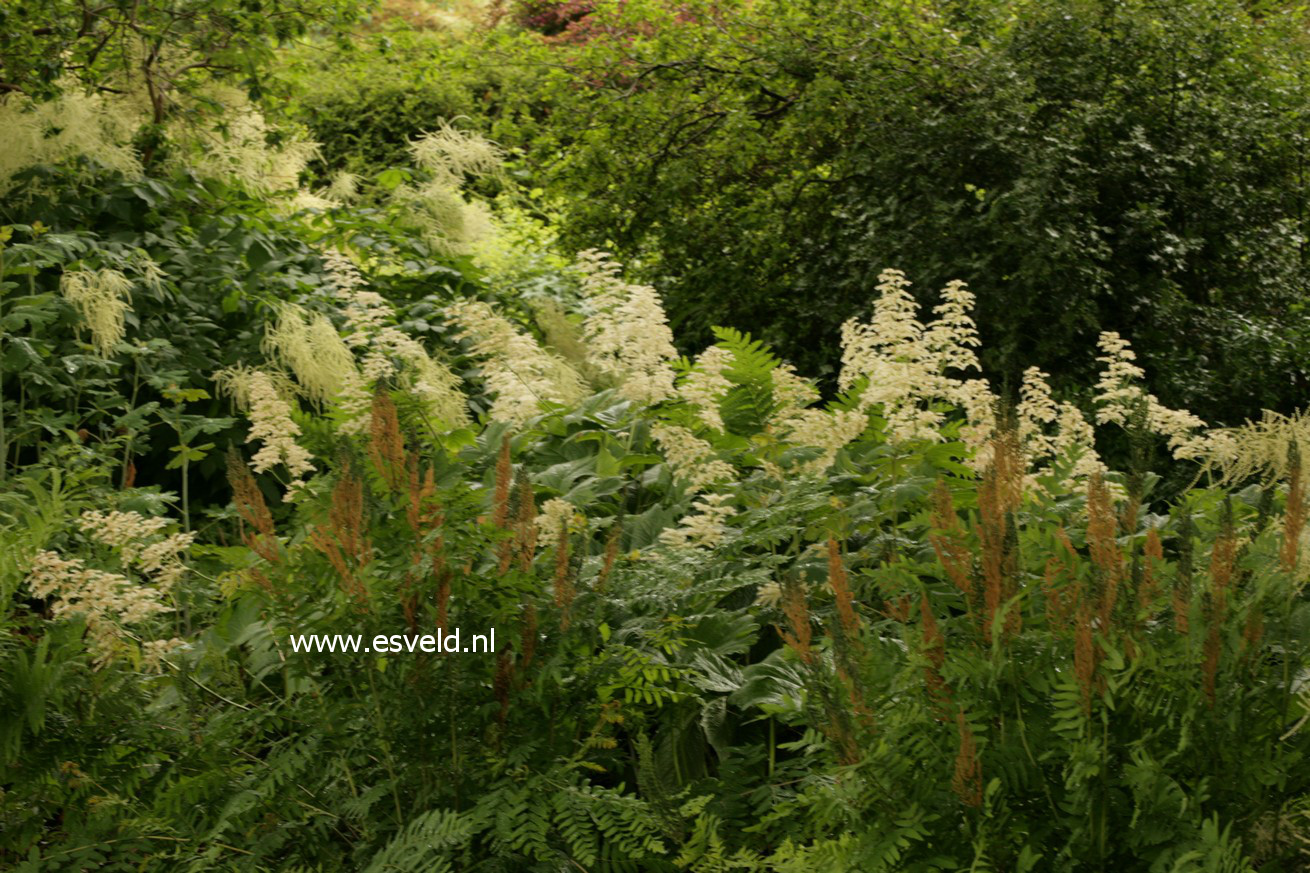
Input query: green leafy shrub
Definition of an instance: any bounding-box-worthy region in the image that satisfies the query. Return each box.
[5,244,1309,869]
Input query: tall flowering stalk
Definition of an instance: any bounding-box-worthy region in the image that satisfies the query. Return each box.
[226,449,280,594]
[309,466,372,607]
[838,269,990,450]
[1093,331,1224,465]
[651,424,734,491]
[60,268,133,357]
[450,299,585,425]
[26,510,191,669]
[263,304,361,409]
[1086,474,1122,630]
[978,430,1022,643]
[930,479,974,603]
[369,390,407,493]
[952,710,983,807]
[678,346,734,431]
[777,578,813,665]
[553,523,575,630]
[323,248,468,432]
[215,367,315,493]
[491,439,516,574]
[1139,527,1164,618]
[920,595,950,716]
[575,249,679,404]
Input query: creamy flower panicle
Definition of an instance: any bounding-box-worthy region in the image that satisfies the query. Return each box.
[450,299,586,425]
[535,497,577,547]
[28,510,194,669]
[678,346,735,431]
[651,423,736,491]
[576,250,679,405]
[659,493,736,549]
[216,367,315,491]
[323,249,469,432]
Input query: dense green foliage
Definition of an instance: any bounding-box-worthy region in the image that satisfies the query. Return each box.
[4,1,1310,870]
[373,0,1310,423]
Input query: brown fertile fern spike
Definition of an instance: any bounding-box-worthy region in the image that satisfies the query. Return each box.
[435,571,451,644]
[369,389,406,492]
[309,466,371,608]
[553,523,575,629]
[227,449,280,565]
[491,438,513,528]
[930,478,974,598]
[1042,527,1079,630]
[1086,473,1121,631]
[401,455,426,633]
[777,578,813,664]
[975,426,1025,643]
[1173,578,1191,636]
[824,537,869,727]
[827,537,860,640]
[920,595,950,717]
[881,594,913,624]
[596,524,621,593]
[494,648,513,725]
[515,473,538,573]
[520,602,538,670]
[1074,603,1100,715]
[977,466,1007,643]
[952,709,983,808]
[1139,527,1164,618]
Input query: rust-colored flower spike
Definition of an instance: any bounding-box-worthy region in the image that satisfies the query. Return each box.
[777,578,814,664]
[1241,611,1264,657]
[406,453,423,533]
[882,594,913,624]
[491,437,513,529]
[1281,452,1305,576]
[226,448,279,567]
[1139,527,1164,617]
[514,473,538,573]
[930,479,973,597]
[1086,473,1121,630]
[1172,586,1190,635]
[1202,508,1237,706]
[1074,603,1099,715]
[1042,527,1079,630]
[520,602,538,670]
[596,524,622,593]
[435,572,451,640]
[920,595,950,716]
[369,389,406,492]
[554,524,575,629]
[978,450,1019,643]
[952,709,983,808]
[827,537,860,640]
[310,466,371,607]
[991,425,1024,515]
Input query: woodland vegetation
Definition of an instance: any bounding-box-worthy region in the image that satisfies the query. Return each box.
[2,0,1310,870]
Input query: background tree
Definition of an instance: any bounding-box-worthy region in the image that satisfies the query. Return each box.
[505,0,1310,423]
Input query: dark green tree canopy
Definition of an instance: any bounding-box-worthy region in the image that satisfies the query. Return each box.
[518,0,1310,423]
[0,0,370,118]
